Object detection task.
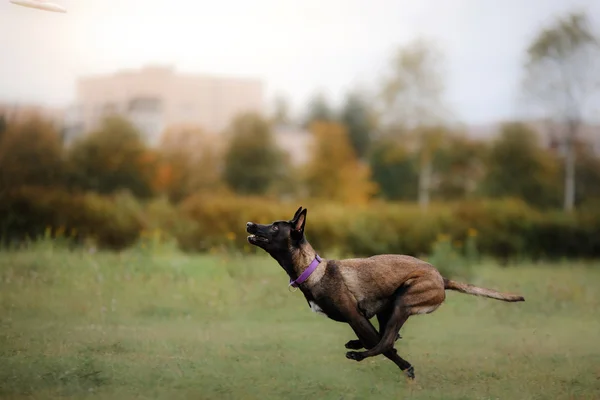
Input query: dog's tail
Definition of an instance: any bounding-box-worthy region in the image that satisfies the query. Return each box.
[443,278,524,302]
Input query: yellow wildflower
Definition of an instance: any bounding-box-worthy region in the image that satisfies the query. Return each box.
[436,233,450,242]
[56,226,65,237]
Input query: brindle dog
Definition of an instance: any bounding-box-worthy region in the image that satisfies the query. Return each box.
[246,207,525,379]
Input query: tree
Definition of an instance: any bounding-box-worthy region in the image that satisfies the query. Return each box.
[369,136,418,201]
[434,133,486,200]
[0,115,66,192]
[304,121,377,204]
[378,38,451,210]
[481,122,561,208]
[339,90,375,160]
[574,142,600,206]
[271,95,292,126]
[303,92,335,127]
[67,116,155,198]
[223,113,285,195]
[157,125,223,202]
[522,11,600,212]
[0,115,6,143]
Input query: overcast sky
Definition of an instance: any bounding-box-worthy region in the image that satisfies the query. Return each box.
[0,0,598,124]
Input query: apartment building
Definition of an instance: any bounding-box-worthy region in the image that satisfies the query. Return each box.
[66,65,265,146]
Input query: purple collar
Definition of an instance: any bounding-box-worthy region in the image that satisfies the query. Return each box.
[289,254,322,288]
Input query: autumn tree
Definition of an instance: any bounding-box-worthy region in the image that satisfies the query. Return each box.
[304,121,377,204]
[339,90,375,160]
[157,125,223,202]
[0,115,66,192]
[223,113,286,195]
[481,122,561,208]
[522,11,600,211]
[378,38,451,210]
[67,116,155,198]
[303,92,335,127]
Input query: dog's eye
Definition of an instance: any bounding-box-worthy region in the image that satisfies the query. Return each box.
[272,225,279,232]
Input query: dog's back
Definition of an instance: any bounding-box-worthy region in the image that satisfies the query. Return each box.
[335,254,446,318]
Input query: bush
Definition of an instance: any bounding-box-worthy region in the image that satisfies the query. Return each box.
[0,187,143,250]
[450,198,540,263]
[2,189,599,266]
[177,193,290,252]
[177,194,600,264]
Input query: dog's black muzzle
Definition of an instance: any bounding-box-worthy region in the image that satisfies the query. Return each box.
[246,222,257,234]
[246,222,268,245]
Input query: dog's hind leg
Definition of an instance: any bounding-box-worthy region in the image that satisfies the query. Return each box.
[379,313,414,379]
[379,308,412,376]
[343,312,414,377]
[347,278,445,362]
[345,311,401,350]
[377,310,403,342]
[346,303,410,362]
[383,348,414,379]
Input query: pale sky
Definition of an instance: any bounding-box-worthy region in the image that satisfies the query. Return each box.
[0,0,598,124]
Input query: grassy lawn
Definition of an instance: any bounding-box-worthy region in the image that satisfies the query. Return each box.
[1,245,599,399]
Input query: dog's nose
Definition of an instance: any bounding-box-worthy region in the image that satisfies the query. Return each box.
[246,222,256,233]
[246,222,254,228]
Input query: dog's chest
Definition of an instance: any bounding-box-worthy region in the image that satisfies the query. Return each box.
[308,300,328,317]
[305,298,346,322]
[357,298,389,320]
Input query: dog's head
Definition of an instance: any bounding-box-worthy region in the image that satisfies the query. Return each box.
[246,206,307,255]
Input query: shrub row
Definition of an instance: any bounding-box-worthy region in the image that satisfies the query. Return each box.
[0,187,144,250]
[1,187,599,261]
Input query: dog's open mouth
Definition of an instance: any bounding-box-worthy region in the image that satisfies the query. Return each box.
[247,234,268,244]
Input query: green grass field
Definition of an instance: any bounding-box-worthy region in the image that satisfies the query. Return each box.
[1,244,599,399]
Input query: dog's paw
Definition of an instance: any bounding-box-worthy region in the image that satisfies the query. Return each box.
[344,340,363,350]
[345,351,365,362]
[404,365,415,380]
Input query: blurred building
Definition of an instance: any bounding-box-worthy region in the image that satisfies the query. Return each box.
[273,125,313,166]
[64,65,265,146]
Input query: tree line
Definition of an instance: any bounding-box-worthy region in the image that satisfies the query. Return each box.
[1,10,599,212]
[2,105,600,212]
[275,10,600,211]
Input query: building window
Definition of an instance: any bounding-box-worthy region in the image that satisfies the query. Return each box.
[128,97,162,113]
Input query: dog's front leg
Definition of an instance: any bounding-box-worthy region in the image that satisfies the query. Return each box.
[345,310,404,350]
[344,314,383,357]
[344,339,364,350]
[346,304,410,361]
[345,333,402,350]
[344,312,414,378]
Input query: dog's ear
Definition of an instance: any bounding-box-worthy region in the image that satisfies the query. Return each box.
[291,208,307,238]
[291,206,303,222]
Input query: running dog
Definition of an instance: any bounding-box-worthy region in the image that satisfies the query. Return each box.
[246,207,525,379]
